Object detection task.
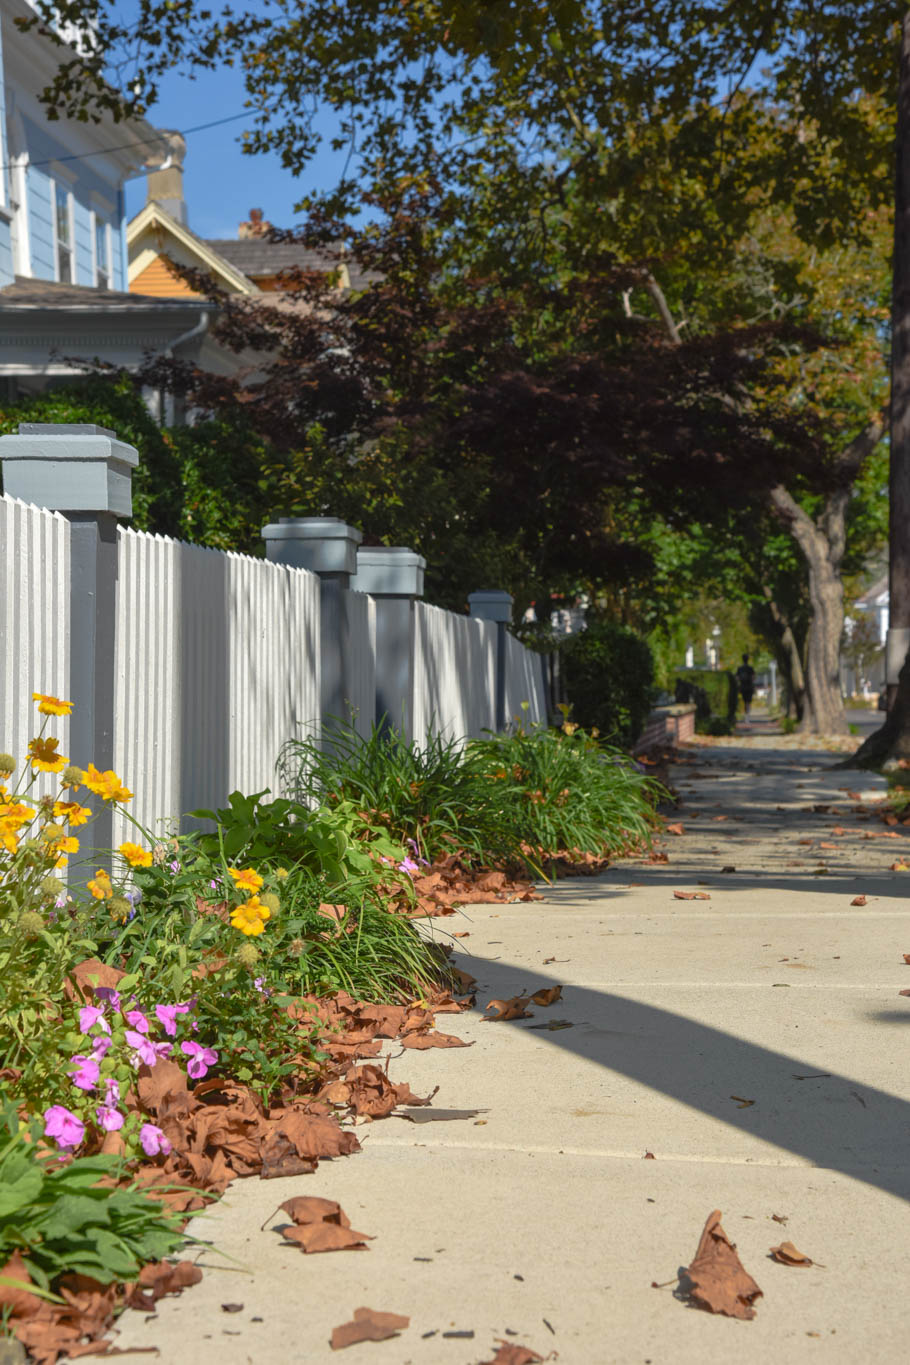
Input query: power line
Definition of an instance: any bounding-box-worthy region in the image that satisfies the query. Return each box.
[0,109,251,175]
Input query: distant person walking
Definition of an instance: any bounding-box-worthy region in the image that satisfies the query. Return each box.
[736,653,756,720]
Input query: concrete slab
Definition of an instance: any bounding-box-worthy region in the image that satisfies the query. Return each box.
[108,735,910,1364]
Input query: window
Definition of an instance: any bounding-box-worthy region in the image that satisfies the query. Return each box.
[95,216,109,289]
[55,183,72,283]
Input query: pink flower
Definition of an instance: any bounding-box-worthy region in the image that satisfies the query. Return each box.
[94,986,121,1009]
[44,1105,85,1150]
[125,1009,149,1034]
[139,1123,171,1157]
[397,856,419,876]
[181,1040,218,1080]
[91,1034,112,1060]
[78,1005,110,1035]
[104,1078,120,1106]
[154,1002,190,1037]
[125,1028,158,1067]
[95,1104,124,1132]
[68,1054,100,1091]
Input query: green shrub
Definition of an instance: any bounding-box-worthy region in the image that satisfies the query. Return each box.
[559,623,655,746]
[675,669,737,721]
[696,715,735,736]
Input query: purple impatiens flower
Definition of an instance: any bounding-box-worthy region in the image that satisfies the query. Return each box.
[397,856,419,877]
[68,1054,100,1092]
[181,1040,218,1080]
[125,1008,150,1034]
[139,1123,171,1157]
[154,1002,191,1037]
[78,1005,110,1035]
[94,986,121,1010]
[95,1104,124,1132]
[44,1105,85,1150]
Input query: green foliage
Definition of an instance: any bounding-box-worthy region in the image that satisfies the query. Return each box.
[281,719,661,875]
[0,1105,185,1290]
[675,670,737,722]
[559,623,655,746]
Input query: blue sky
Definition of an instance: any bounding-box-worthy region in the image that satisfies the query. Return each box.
[123,57,347,240]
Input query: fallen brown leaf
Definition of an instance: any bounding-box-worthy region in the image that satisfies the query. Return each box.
[818,842,837,850]
[769,1241,814,1267]
[673,890,711,900]
[126,1260,203,1311]
[666,823,685,835]
[278,1196,372,1254]
[530,986,563,1006]
[480,1344,544,1365]
[851,895,868,906]
[330,1307,409,1350]
[682,1209,763,1320]
[400,1028,472,1049]
[891,861,909,872]
[771,1213,788,1225]
[482,996,533,1021]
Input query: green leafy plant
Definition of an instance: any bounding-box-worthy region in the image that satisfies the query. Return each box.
[0,1105,186,1291]
[560,622,656,746]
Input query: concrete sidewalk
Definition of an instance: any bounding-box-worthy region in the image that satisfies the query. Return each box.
[113,736,910,1364]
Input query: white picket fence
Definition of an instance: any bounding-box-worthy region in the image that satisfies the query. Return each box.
[1,492,551,846]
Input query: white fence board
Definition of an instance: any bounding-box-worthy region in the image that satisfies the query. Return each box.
[503,631,549,728]
[113,529,320,845]
[0,494,70,789]
[342,589,376,739]
[412,601,497,742]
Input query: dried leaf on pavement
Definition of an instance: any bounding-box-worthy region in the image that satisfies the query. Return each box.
[851,895,868,906]
[673,890,711,900]
[400,1030,473,1048]
[530,986,563,1006]
[891,861,909,872]
[278,1196,372,1254]
[482,996,533,1021]
[681,1209,763,1320]
[480,1343,544,1364]
[331,1307,409,1350]
[769,1241,814,1267]
[666,823,685,836]
[126,1260,203,1311]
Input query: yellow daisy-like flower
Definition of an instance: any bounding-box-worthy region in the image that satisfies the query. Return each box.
[53,801,91,827]
[275,867,289,881]
[40,827,79,855]
[229,902,269,936]
[228,866,263,894]
[33,693,73,717]
[86,869,113,900]
[0,801,35,830]
[1,830,19,855]
[82,763,133,804]
[27,737,67,773]
[119,841,153,868]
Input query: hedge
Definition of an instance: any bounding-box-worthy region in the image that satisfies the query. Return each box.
[674,669,737,722]
[560,622,655,747]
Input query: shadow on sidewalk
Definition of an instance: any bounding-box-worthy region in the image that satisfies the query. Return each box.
[453,953,910,1203]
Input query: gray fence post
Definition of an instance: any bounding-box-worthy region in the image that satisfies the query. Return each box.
[262,516,362,735]
[468,590,514,732]
[0,422,138,879]
[350,547,425,741]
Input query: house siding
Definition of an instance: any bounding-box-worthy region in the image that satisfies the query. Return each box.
[112,206,126,291]
[131,255,202,297]
[74,198,93,285]
[0,222,12,289]
[26,166,55,280]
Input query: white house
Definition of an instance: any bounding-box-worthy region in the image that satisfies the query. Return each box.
[0,0,226,401]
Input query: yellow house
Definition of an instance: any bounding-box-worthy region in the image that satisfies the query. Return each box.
[127,133,356,299]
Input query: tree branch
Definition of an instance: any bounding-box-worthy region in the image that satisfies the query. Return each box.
[644,271,683,345]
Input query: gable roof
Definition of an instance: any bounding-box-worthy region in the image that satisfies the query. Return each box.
[0,276,210,313]
[127,202,259,295]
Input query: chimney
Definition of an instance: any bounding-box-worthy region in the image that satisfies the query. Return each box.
[238,207,272,239]
[145,129,188,226]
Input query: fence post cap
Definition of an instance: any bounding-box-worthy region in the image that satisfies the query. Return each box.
[261,516,363,577]
[468,589,513,623]
[0,424,139,516]
[350,546,425,598]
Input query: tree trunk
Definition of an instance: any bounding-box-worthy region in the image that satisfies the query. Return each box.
[768,484,849,733]
[752,588,806,718]
[852,12,910,764]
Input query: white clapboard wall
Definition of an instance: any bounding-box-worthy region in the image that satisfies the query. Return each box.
[411,600,497,743]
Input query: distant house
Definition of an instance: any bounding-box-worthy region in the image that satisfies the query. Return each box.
[0,5,229,407]
[126,141,370,301]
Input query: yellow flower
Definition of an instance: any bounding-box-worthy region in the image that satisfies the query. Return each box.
[27,737,67,773]
[33,693,73,716]
[119,841,153,868]
[83,763,133,804]
[229,902,268,936]
[228,866,263,894]
[87,869,113,900]
[0,801,35,830]
[53,801,91,827]
[275,867,289,881]
[1,830,19,855]
[40,827,79,855]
